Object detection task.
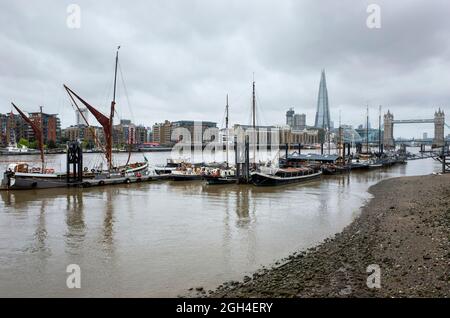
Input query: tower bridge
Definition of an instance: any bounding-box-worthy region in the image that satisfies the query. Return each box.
[383,108,445,149]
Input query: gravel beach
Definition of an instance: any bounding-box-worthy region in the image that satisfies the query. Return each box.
[209,174,450,298]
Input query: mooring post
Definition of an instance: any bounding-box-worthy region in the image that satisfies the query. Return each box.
[444,151,446,174]
[235,136,242,181]
[66,143,70,184]
[72,151,76,182]
[443,144,446,174]
[342,142,346,163]
[356,143,361,154]
[66,141,83,185]
[78,143,83,181]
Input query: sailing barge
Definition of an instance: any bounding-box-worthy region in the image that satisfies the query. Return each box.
[1,48,151,190]
[203,94,238,185]
[63,47,148,177]
[0,102,68,190]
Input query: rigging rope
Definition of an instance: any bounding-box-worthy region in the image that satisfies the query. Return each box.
[255,91,268,127]
[118,60,136,124]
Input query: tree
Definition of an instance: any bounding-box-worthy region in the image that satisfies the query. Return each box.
[47,140,57,149]
[29,140,38,149]
[81,140,89,149]
[18,138,29,148]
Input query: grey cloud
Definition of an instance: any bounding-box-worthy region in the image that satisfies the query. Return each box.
[0,0,448,138]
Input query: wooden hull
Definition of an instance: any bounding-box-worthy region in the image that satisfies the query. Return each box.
[204,176,237,185]
[251,171,322,186]
[120,162,149,173]
[322,166,351,175]
[1,173,71,190]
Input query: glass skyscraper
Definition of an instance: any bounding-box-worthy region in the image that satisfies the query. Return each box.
[314,70,331,130]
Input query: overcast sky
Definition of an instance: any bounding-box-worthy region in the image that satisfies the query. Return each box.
[0,0,449,138]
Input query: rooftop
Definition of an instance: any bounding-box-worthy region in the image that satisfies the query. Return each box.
[287,153,340,162]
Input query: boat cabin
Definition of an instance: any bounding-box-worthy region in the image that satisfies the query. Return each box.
[282,153,341,167]
[275,167,316,178]
[6,163,29,173]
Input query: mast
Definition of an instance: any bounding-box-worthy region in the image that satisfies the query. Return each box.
[327,128,330,155]
[252,76,256,166]
[226,94,229,130]
[113,46,120,104]
[109,45,120,170]
[40,106,44,158]
[252,79,256,130]
[366,105,369,154]
[226,94,229,168]
[339,109,342,157]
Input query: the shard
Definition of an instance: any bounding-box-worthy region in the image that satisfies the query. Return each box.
[314,70,331,130]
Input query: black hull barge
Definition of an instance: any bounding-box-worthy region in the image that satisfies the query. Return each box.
[204,175,238,185]
[251,167,322,186]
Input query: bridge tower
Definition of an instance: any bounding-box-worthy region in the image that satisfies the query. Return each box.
[383,110,395,150]
[433,108,445,148]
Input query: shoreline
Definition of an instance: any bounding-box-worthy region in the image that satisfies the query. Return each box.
[206,174,450,298]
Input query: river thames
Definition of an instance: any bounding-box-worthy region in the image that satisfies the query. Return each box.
[0,151,443,297]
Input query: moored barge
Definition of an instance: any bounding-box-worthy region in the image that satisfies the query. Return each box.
[251,166,322,186]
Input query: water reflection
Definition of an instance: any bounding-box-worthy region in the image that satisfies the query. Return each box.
[102,188,115,247]
[33,198,50,256]
[65,191,86,252]
[235,188,250,226]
